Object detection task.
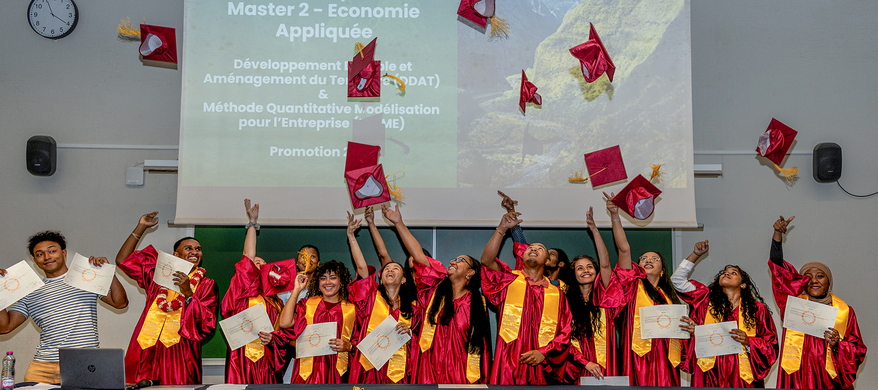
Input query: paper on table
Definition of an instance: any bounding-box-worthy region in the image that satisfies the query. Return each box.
[296,322,337,358]
[579,376,630,386]
[694,321,744,358]
[0,260,45,310]
[783,295,839,338]
[639,304,690,339]
[357,314,412,370]
[153,250,195,293]
[219,303,274,351]
[63,253,115,296]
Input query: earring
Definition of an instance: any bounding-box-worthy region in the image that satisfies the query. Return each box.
[466,275,471,280]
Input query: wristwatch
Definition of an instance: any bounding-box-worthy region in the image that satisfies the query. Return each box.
[245,222,260,231]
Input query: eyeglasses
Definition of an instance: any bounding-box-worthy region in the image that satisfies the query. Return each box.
[450,256,473,267]
[638,256,661,263]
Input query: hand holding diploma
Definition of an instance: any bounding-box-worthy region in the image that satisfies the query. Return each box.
[297,322,338,358]
[219,303,274,351]
[357,315,412,370]
[783,296,839,338]
[64,253,115,296]
[694,321,744,358]
[154,250,195,293]
[0,260,45,309]
[639,304,690,339]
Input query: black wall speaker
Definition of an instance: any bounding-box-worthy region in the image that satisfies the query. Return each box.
[26,135,57,176]
[813,142,842,183]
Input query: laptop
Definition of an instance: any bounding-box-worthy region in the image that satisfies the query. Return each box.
[59,348,125,390]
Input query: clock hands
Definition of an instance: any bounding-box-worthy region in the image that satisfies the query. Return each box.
[52,13,70,25]
[43,0,72,26]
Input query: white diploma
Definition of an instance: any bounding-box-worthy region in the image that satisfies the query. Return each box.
[694,321,744,358]
[783,295,839,338]
[0,260,45,310]
[357,314,412,370]
[639,304,690,339]
[63,253,115,296]
[579,376,630,386]
[153,250,195,293]
[296,322,338,358]
[219,303,274,351]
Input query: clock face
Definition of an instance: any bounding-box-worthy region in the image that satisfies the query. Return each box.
[28,0,78,39]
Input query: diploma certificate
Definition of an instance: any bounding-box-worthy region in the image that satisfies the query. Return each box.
[296,322,338,358]
[0,260,45,310]
[639,304,690,339]
[153,250,195,293]
[579,376,630,386]
[219,303,274,351]
[783,296,839,338]
[63,253,115,296]
[357,314,412,370]
[694,321,744,358]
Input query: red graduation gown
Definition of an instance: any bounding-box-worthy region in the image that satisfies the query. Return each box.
[221,256,293,384]
[413,257,490,384]
[118,245,217,385]
[481,259,572,385]
[289,297,352,384]
[770,259,867,389]
[678,280,778,388]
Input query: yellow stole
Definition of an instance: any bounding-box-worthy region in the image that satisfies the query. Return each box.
[570,306,609,369]
[498,270,561,348]
[298,296,356,380]
[136,270,200,349]
[359,291,411,383]
[243,295,268,363]
[419,290,483,383]
[631,280,681,367]
[696,304,756,383]
[781,294,849,378]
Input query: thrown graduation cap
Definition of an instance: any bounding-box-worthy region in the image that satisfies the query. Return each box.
[348,38,381,98]
[260,258,296,296]
[345,141,381,172]
[569,23,615,83]
[139,24,177,64]
[611,174,662,220]
[519,70,542,115]
[584,145,627,187]
[458,0,494,28]
[344,141,391,208]
[756,118,798,165]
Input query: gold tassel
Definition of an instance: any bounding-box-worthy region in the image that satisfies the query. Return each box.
[117,16,141,40]
[774,164,799,184]
[489,16,509,38]
[568,168,588,183]
[386,167,406,202]
[355,42,366,58]
[382,74,406,92]
[650,164,665,185]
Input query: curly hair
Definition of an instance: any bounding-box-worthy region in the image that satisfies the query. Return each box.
[426,255,489,355]
[306,260,352,302]
[637,251,681,305]
[563,255,603,339]
[707,265,770,329]
[28,231,67,256]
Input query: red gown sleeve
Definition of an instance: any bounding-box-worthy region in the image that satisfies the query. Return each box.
[676,279,709,307]
[291,299,310,339]
[348,266,378,305]
[118,245,159,288]
[479,259,518,307]
[222,256,262,318]
[768,258,810,318]
[597,263,645,318]
[179,277,218,341]
[747,302,780,381]
[831,307,867,389]
[513,242,528,270]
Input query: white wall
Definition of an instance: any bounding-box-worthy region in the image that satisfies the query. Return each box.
[1,0,875,387]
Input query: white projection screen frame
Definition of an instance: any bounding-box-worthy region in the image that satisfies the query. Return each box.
[176,0,696,227]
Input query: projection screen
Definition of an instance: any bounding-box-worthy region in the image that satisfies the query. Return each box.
[175,0,696,227]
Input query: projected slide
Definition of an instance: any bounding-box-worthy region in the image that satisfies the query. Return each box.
[177,0,696,227]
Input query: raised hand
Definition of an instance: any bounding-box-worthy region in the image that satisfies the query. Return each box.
[499,211,522,230]
[346,211,362,236]
[774,215,795,234]
[498,190,518,213]
[602,192,619,215]
[693,240,709,256]
[293,274,308,291]
[138,211,159,229]
[244,199,259,223]
[381,203,402,226]
[364,206,375,226]
[585,206,597,230]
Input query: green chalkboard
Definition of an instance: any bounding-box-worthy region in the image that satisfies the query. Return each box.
[195,225,671,359]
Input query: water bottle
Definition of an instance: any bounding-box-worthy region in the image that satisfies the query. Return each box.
[1,351,14,390]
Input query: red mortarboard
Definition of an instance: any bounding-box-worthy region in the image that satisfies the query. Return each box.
[345,141,381,172]
[519,70,542,115]
[458,0,495,29]
[611,174,662,220]
[756,118,798,165]
[348,38,381,98]
[584,145,627,187]
[139,24,177,64]
[260,258,297,296]
[569,23,615,83]
[345,164,391,209]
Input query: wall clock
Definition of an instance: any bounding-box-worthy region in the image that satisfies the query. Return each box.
[28,0,78,40]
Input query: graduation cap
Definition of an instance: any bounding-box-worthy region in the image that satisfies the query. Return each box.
[584,145,627,187]
[139,24,177,64]
[348,38,381,98]
[519,70,542,115]
[458,0,494,29]
[756,118,798,165]
[344,141,391,208]
[611,174,662,220]
[569,23,615,83]
[260,258,297,296]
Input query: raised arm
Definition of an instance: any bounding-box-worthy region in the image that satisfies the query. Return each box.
[364,206,392,268]
[671,240,708,293]
[603,192,631,269]
[770,215,794,265]
[278,274,308,328]
[346,211,368,279]
[243,199,259,262]
[586,206,612,287]
[381,204,428,266]
[116,212,159,265]
[480,211,522,272]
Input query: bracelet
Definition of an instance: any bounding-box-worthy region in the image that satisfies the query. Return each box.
[611,219,621,223]
[496,228,506,235]
[131,232,141,240]
[245,222,260,231]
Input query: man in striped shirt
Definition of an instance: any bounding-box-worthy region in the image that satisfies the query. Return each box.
[0,231,128,384]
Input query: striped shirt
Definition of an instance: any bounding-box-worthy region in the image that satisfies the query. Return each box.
[9,272,101,362]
